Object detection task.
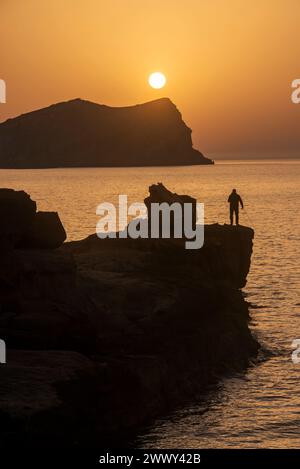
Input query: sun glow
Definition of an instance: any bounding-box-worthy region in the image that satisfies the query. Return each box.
[148,72,166,89]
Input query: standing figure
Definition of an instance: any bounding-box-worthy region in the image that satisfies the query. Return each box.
[228,189,243,225]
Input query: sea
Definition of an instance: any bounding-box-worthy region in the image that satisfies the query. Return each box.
[1,159,300,448]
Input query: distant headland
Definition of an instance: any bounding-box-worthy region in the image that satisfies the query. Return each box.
[0,98,213,168]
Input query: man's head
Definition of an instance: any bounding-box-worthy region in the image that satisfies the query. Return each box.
[232,189,237,193]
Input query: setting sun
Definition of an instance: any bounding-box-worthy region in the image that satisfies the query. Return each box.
[148,72,166,89]
[1,0,300,456]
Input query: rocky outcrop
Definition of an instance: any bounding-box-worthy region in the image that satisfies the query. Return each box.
[0,187,258,447]
[0,189,66,249]
[144,182,197,233]
[0,98,213,168]
[0,189,36,244]
[20,212,67,249]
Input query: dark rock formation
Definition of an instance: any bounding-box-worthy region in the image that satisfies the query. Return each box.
[0,98,213,168]
[0,187,258,447]
[0,189,66,249]
[20,212,67,249]
[144,182,197,233]
[0,189,36,243]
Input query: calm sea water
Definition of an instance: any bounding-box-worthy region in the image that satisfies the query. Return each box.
[1,159,300,448]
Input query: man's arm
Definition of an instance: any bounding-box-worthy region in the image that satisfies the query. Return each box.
[239,196,244,209]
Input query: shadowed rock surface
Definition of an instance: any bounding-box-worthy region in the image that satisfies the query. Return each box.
[0,188,258,447]
[20,212,67,249]
[145,182,197,233]
[0,98,213,168]
[0,189,66,249]
[0,189,36,243]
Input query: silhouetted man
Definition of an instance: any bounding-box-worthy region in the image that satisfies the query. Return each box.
[228,189,243,225]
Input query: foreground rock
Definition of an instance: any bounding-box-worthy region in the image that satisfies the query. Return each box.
[0,189,258,447]
[0,189,66,249]
[0,98,213,168]
[20,212,67,249]
[0,189,36,243]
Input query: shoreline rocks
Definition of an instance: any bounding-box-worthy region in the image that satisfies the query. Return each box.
[0,187,259,447]
[19,212,67,249]
[0,188,66,249]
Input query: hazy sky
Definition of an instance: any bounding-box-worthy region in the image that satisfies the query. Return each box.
[1,0,300,157]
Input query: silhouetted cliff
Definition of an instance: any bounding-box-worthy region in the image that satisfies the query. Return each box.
[0,188,258,447]
[0,98,213,168]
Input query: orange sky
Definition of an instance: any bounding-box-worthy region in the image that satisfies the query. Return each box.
[1,0,300,157]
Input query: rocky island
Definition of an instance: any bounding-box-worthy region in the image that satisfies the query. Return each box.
[0,98,213,168]
[0,186,258,447]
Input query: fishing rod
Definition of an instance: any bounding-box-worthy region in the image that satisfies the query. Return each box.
[243,207,254,226]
